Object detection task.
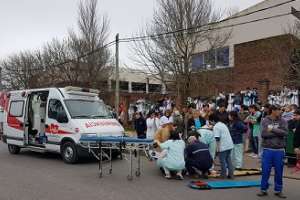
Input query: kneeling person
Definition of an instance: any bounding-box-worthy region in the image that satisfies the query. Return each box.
[156,131,185,180]
[185,135,213,178]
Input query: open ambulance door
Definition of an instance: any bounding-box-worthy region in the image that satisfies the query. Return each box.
[5,97,26,153]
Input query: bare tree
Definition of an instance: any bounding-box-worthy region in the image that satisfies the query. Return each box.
[39,38,73,86]
[285,21,300,88]
[68,0,111,88]
[1,51,43,90]
[0,0,111,90]
[132,0,231,104]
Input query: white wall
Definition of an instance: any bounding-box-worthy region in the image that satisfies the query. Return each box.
[110,68,162,84]
[195,0,300,67]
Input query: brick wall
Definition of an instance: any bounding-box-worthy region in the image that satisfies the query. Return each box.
[190,68,233,98]
[192,34,300,102]
[233,34,294,91]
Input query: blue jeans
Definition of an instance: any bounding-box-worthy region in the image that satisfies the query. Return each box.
[260,149,285,192]
[219,149,234,178]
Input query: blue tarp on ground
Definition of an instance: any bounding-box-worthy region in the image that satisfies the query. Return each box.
[206,180,261,189]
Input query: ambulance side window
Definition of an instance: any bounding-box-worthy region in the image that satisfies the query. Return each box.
[9,101,24,117]
[48,99,67,120]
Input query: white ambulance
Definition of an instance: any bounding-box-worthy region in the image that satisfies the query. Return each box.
[1,87,124,163]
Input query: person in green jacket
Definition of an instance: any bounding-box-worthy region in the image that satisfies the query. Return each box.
[245,105,262,158]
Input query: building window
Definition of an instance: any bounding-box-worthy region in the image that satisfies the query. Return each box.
[191,54,205,70]
[217,47,229,66]
[132,82,146,92]
[149,84,162,93]
[191,46,229,70]
[204,50,217,68]
[120,81,129,91]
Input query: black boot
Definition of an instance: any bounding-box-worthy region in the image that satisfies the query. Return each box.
[274,192,287,199]
[257,191,268,197]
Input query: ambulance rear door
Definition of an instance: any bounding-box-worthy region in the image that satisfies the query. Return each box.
[5,94,26,146]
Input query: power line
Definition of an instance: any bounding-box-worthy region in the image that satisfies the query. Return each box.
[76,40,116,60]
[119,11,294,44]
[5,40,117,72]
[2,0,296,72]
[119,0,295,42]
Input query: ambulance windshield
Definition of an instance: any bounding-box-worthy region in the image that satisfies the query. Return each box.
[64,100,112,119]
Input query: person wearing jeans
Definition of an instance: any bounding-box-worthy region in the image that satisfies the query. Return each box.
[258,105,288,199]
[219,149,234,178]
[210,114,234,179]
[261,149,285,194]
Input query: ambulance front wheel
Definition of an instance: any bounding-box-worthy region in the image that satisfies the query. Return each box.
[8,144,21,154]
[61,141,78,164]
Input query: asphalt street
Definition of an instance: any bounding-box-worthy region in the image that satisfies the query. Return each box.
[0,142,299,200]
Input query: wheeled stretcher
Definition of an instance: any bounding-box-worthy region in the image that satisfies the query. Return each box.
[79,135,153,180]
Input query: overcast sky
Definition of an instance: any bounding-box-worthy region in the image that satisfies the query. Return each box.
[0,0,264,64]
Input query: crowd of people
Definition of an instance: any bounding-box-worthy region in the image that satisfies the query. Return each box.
[131,101,300,198]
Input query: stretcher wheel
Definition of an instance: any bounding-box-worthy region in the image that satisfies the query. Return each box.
[135,171,141,177]
[127,175,133,181]
[99,173,103,178]
[109,169,112,174]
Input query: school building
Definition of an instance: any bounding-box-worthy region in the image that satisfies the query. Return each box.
[190,0,300,102]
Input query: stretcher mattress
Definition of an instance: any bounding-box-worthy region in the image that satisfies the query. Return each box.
[80,135,153,144]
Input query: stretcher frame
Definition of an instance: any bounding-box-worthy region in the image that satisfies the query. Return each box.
[79,136,153,181]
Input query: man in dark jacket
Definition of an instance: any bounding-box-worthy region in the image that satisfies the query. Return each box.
[185,134,213,178]
[134,112,147,139]
[229,111,247,169]
[258,105,288,198]
[290,109,300,156]
[215,103,229,125]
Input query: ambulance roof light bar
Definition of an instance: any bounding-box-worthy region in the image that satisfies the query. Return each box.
[64,86,100,94]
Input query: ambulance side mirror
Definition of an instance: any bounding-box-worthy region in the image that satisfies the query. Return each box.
[57,112,68,123]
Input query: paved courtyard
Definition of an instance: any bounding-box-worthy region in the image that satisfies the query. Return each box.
[0,142,299,200]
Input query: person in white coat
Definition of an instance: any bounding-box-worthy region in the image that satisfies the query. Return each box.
[146,111,159,139]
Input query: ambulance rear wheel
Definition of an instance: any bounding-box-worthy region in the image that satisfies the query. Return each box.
[8,144,20,154]
[61,141,78,164]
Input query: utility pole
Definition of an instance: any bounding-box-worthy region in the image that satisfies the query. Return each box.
[115,34,120,118]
